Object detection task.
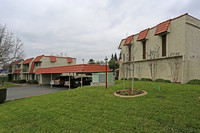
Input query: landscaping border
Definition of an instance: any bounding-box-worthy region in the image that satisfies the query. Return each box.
[114,90,147,98]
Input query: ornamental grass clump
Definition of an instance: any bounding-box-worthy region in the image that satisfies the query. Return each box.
[116,89,143,96]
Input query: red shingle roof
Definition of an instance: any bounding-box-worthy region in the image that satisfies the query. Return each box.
[30,55,44,73]
[23,58,34,64]
[33,55,44,62]
[155,20,171,35]
[67,57,72,63]
[13,69,21,74]
[137,29,149,41]
[49,56,56,62]
[12,59,23,65]
[124,35,134,45]
[35,64,111,74]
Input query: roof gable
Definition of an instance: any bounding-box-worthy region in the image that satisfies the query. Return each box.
[137,29,149,41]
[23,58,34,64]
[49,56,57,62]
[155,20,171,35]
[124,35,134,45]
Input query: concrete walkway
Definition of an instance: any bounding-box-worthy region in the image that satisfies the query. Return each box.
[6,85,67,100]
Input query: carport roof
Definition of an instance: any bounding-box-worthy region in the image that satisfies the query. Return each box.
[35,64,111,74]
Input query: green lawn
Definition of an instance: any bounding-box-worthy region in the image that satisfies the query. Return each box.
[0,80,200,132]
[3,82,20,87]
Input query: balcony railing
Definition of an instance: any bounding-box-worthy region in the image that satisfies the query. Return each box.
[23,68,29,72]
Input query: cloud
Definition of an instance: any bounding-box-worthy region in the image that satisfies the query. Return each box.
[0,0,199,63]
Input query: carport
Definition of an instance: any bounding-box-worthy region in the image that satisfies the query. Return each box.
[35,64,111,88]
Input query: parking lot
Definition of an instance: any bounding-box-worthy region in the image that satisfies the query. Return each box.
[6,85,68,100]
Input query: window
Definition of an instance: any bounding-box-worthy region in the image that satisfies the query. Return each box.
[35,62,41,66]
[142,41,146,59]
[162,34,167,56]
[128,45,131,61]
[17,64,21,68]
[36,74,40,81]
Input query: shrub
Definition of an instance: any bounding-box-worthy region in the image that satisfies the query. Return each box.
[188,79,200,85]
[18,79,27,83]
[155,78,165,82]
[140,78,152,82]
[164,80,171,83]
[28,80,39,84]
[121,78,127,80]
[0,87,7,103]
[12,80,19,83]
[134,78,139,81]
[0,76,8,82]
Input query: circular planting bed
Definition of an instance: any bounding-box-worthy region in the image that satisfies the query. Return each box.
[114,89,147,98]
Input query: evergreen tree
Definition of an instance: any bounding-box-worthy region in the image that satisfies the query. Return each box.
[111,54,114,60]
[114,53,118,61]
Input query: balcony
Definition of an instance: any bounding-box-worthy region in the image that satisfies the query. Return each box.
[23,68,29,73]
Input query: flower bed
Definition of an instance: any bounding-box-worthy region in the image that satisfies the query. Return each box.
[114,89,147,98]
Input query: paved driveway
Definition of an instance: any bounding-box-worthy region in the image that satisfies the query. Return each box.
[6,85,68,100]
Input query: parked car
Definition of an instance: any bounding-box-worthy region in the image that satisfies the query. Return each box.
[64,77,92,88]
[50,76,69,86]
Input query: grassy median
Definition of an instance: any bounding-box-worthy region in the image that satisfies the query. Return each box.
[0,80,199,132]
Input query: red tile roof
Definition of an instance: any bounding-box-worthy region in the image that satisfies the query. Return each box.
[67,57,73,63]
[13,69,21,74]
[137,29,149,41]
[23,58,34,64]
[12,59,23,65]
[155,20,171,35]
[49,56,56,62]
[124,35,134,45]
[30,55,44,73]
[35,64,111,74]
[33,55,44,62]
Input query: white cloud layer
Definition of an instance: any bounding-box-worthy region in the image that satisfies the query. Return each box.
[0,0,200,63]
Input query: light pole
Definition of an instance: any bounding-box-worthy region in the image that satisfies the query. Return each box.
[81,59,84,87]
[105,56,108,89]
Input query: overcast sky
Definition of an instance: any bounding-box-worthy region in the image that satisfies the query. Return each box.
[0,0,200,64]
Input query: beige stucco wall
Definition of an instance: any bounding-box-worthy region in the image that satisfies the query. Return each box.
[40,57,76,68]
[119,57,182,82]
[181,15,200,83]
[119,15,191,83]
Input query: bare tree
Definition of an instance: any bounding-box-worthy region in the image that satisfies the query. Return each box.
[135,63,142,80]
[147,46,160,81]
[56,52,68,57]
[167,52,182,83]
[0,25,24,71]
[122,44,137,91]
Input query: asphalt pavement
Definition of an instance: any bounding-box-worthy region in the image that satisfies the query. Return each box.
[6,85,68,100]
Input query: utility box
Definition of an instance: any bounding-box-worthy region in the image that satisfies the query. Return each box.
[91,72,115,86]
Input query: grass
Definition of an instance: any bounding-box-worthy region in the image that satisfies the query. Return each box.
[0,82,20,88]
[0,80,200,132]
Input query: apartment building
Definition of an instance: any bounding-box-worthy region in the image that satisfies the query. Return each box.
[8,55,76,83]
[118,13,200,83]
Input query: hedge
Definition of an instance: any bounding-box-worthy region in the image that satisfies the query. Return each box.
[28,80,39,84]
[140,78,152,82]
[155,78,171,83]
[0,87,7,103]
[188,79,200,85]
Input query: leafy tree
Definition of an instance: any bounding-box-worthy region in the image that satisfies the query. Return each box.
[88,59,95,64]
[108,59,119,71]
